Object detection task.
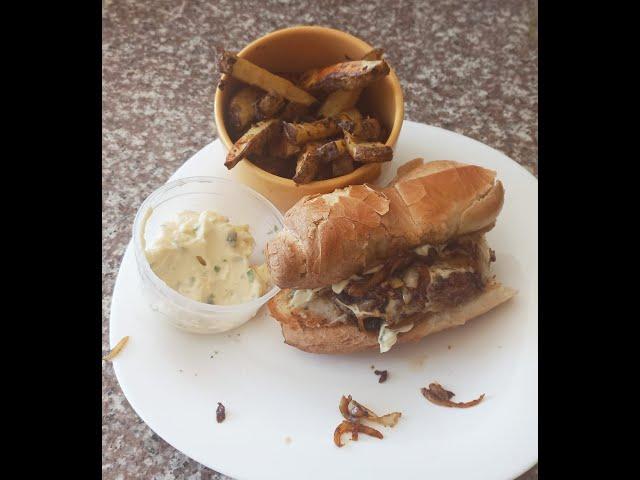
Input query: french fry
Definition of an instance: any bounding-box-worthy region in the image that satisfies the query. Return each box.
[354,117,382,141]
[292,143,321,184]
[318,49,385,118]
[318,89,361,118]
[334,108,363,134]
[219,52,317,106]
[279,102,311,122]
[283,118,340,145]
[334,110,380,141]
[344,132,393,164]
[332,154,355,177]
[316,139,348,164]
[257,92,286,119]
[225,119,280,169]
[228,86,261,132]
[299,60,390,93]
[268,130,301,159]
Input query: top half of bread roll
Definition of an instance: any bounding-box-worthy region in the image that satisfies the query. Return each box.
[265,159,504,289]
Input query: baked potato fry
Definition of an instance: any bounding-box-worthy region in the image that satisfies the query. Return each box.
[283,118,340,145]
[225,119,280,169]
[219,52,317,106]
[332,153,355,177]
[257,92,286,119]
[316,139,348,164]
[299,60,390,93]
[334,110,381,141]
[318,89,360,118]
[334,108,363,133]
[228,86,261,131]
[354,117,382,141]
[344,132,393,164]
[279,102,311,122]
[268,130,301,159]
[292,143,321,184]
[318,49,385,118]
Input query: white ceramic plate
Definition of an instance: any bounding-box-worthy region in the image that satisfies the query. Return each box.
[109,120,538,480]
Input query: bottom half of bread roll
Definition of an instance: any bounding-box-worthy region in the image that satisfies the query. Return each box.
[267,233,516,354]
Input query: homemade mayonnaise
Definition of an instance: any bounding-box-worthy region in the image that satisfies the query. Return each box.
[144,210,269,305]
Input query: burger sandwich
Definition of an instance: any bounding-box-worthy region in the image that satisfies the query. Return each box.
[266,159,517,354]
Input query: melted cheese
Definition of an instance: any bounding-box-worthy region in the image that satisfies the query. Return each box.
[378,322,414,353]
[289,289,315,308]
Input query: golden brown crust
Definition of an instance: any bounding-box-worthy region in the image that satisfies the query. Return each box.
[225,119,280,169]
[268,281,516,354]
[266,159,505,289]
[299,60,391,93]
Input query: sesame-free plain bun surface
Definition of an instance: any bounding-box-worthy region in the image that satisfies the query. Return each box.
[109,121,537,480]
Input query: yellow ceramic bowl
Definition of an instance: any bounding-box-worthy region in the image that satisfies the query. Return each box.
[214,25,404,212]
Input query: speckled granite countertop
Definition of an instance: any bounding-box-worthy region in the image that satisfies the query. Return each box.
[102,1,538,478]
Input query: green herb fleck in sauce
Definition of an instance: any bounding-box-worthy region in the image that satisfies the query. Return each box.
[226,231,237,246]
[247,269,255,282]
[206,294,215,304]
[214,265,221,273]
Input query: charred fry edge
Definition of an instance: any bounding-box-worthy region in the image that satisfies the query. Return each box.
[344,132,393,163]
[283,118,340,145]
[300,59,391,93]
[225,119,280,169]
[317,48,385,118]
[268,129,301,159]
[292,143,321,184]
[316,139,348,164]
[354,117,382,141]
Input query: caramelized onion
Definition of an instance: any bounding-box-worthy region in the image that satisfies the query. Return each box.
[338,395,401,427]
[421,382,485,408]
[333,420,383,447]
[339,395,352,420]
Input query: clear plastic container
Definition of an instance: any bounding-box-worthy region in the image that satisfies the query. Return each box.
[132,176,284,334]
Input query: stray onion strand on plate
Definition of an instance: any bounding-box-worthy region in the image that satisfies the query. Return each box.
[102,336,130,361]
[334,421,383,447]
[334,395,401,447]
[421,382,485,408]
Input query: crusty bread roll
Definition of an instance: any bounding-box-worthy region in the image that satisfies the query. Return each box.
[268,281,517,354]
[266,159,504,289]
